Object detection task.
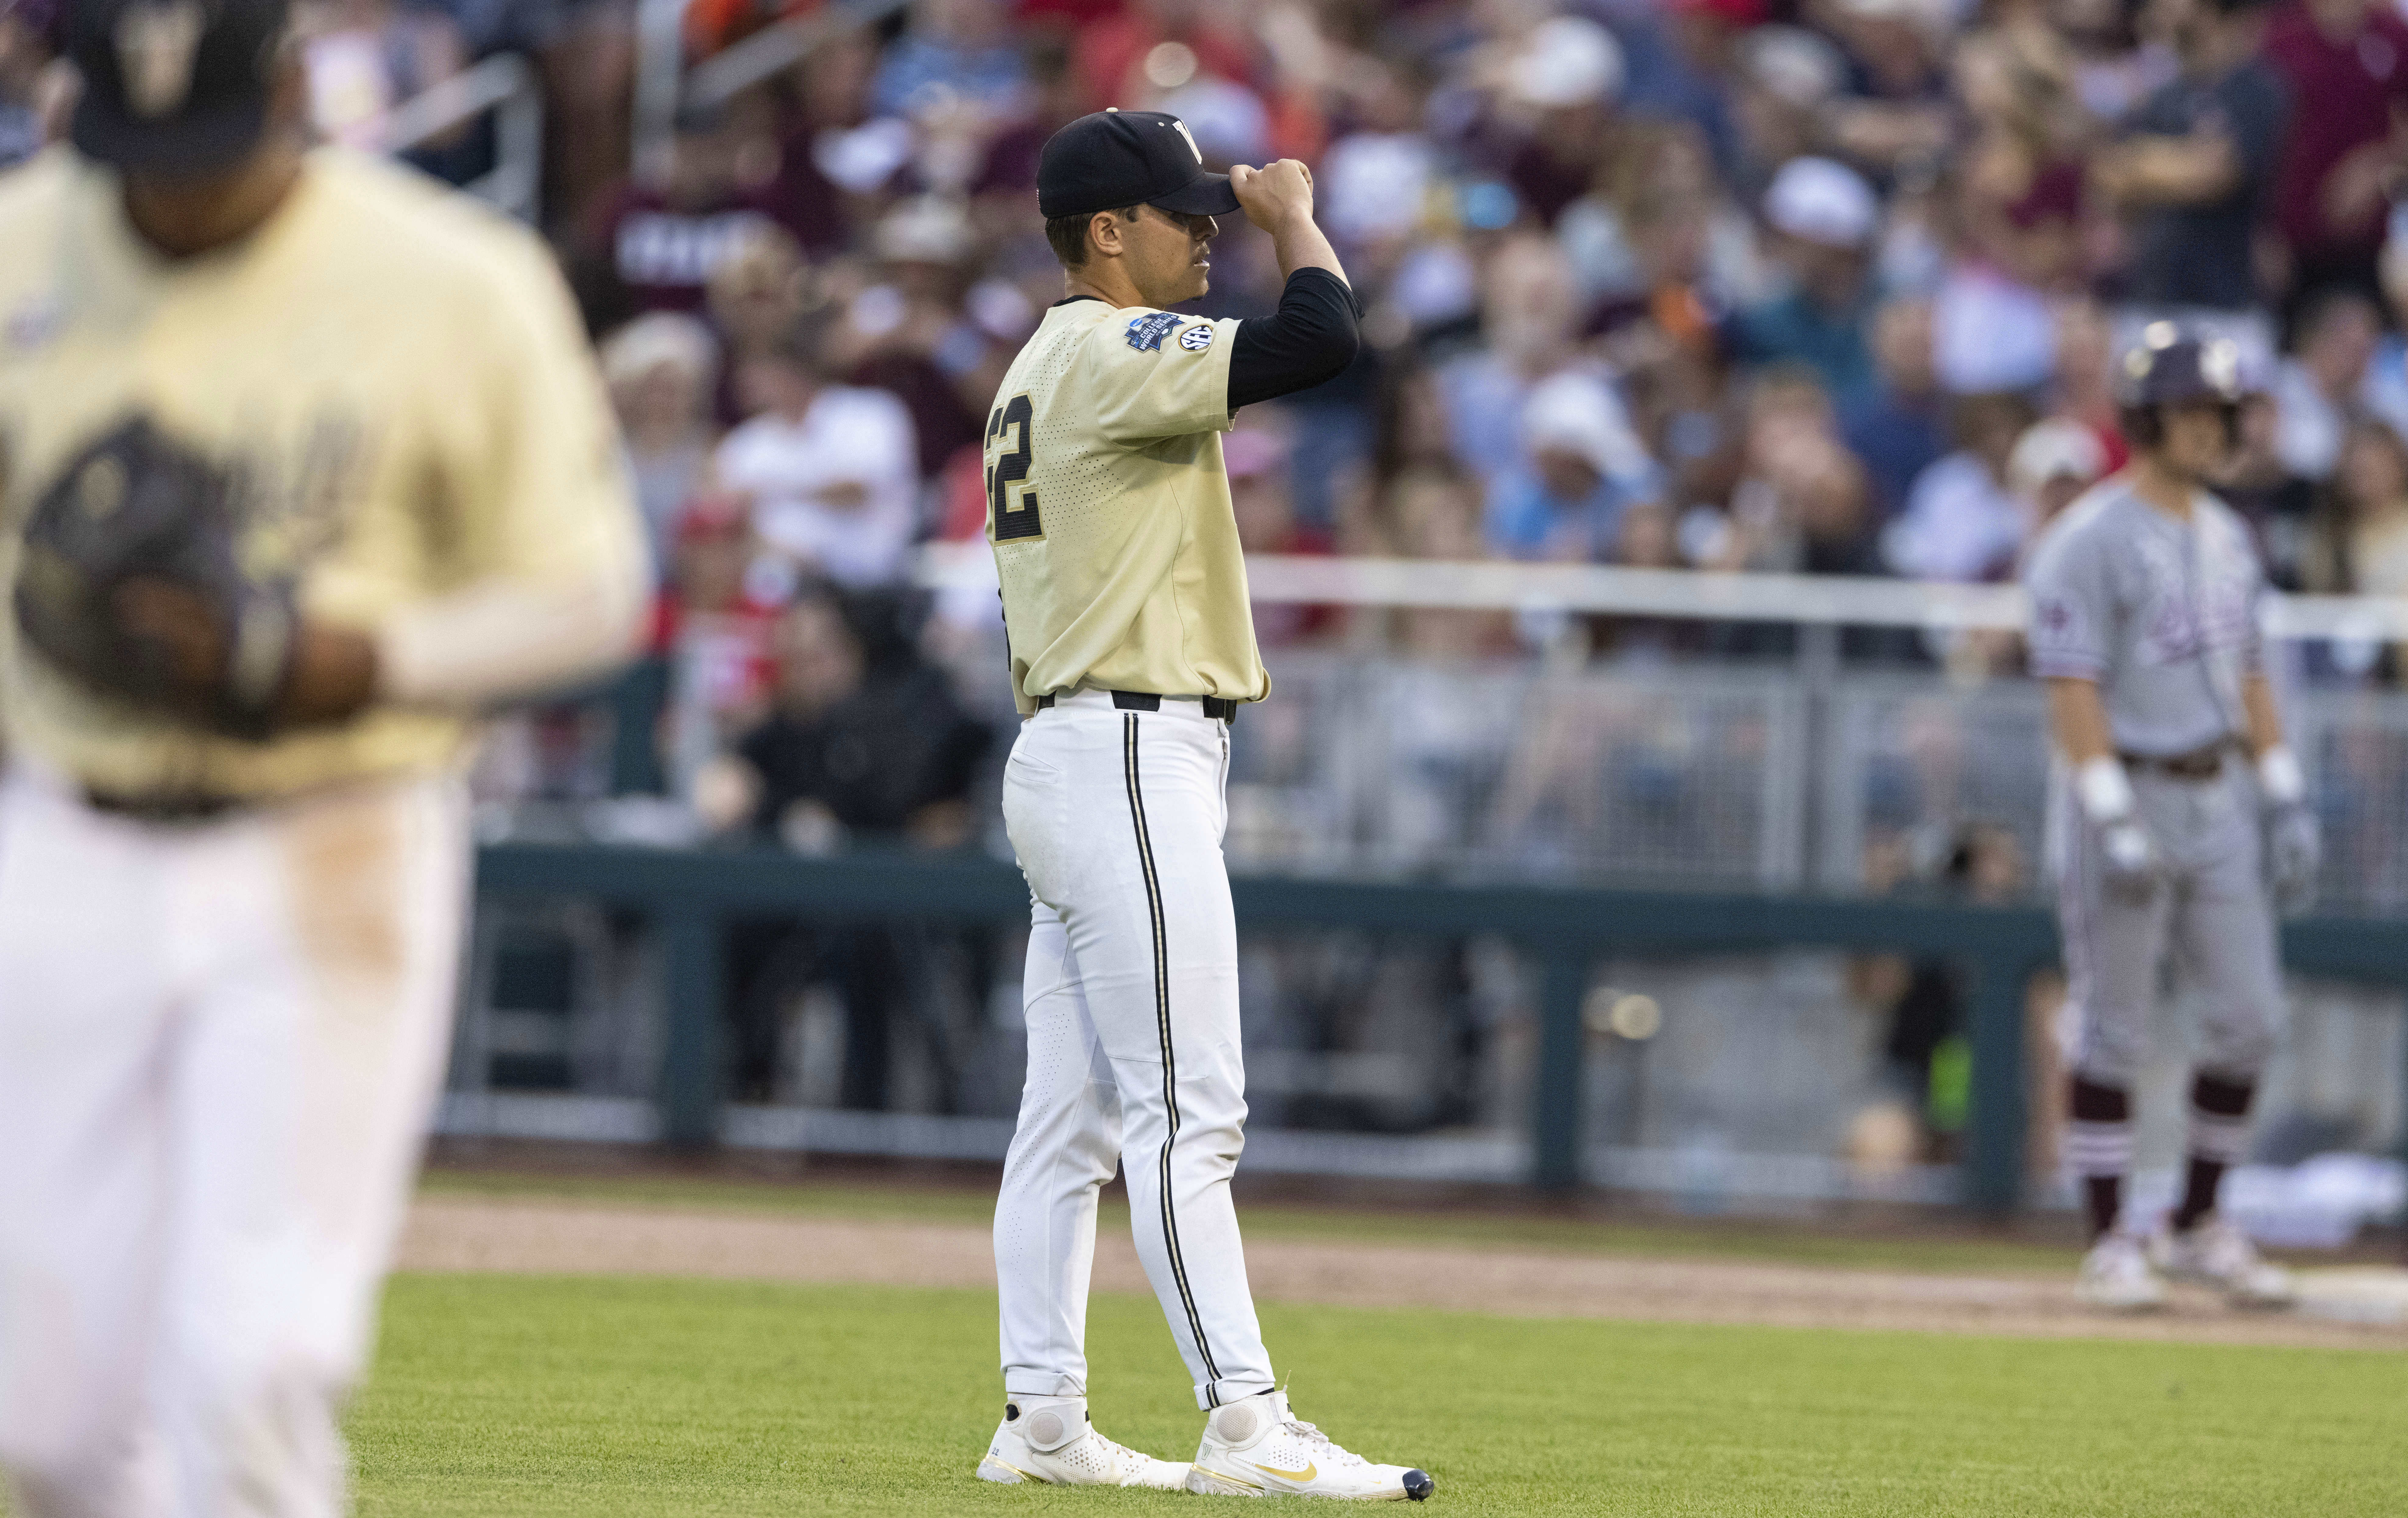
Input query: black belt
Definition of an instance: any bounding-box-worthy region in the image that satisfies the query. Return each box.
[82,787,245,823]
[1036,689,1239,722]
[2119,744,2229,781]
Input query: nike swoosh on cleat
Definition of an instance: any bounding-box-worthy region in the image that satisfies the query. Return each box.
[1250,1459,1317,1481]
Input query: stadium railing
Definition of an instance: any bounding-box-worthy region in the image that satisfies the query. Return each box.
[376,53,544,223]
[631,0,918,186]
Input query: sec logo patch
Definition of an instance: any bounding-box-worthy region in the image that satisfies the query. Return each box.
[1178,323,1215,352]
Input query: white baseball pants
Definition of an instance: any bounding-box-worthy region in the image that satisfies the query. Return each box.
[0,769,470,1517]
[995,689,1275,1411]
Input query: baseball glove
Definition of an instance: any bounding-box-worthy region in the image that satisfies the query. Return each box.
[12,415,298,741]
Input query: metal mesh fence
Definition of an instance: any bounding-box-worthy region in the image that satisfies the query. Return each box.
[1225,654,1808,888]
[1815,679,2053,899]
[2293,688,2408,914]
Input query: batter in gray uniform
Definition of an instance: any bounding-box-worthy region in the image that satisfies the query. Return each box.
[2024,329,2318,1311]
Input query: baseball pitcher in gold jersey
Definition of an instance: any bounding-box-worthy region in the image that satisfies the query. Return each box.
[976,110,1432,1502]
[0,4,646,1512]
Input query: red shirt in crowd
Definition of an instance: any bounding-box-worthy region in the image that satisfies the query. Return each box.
[2263,1,2408,259]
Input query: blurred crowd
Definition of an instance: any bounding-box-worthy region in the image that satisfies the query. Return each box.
[15,0,2408,847]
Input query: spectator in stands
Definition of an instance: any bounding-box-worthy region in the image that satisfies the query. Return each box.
[1341,360,1459,552]
[1316,57,1439,274]
[720,586,994,1107]
[2300,418,2408,682]
[730,586,993,851]
[747,26,894,260]
[1487,372,1661,564]
[1489,15,1626,230]
[1822,0,1957,177]
[1885,392,2039,582]
[1689,367,1859,574]
[654,493,786,792]
[1384,464,1517,660]
[968,36,1086,220]
[2091,0,2289,378]
[874,0,1028,121]
[1618,0,1754,188]
[704,218,813,424]
[829,197,992,481]
[2050,299,2132,473]
[717,317,922,590]
[2219,389,2318,568]
[2006,418,2110,537]
[1726,156,1883,407]
[294,0,467,154]
[1842,295,1948,520]
[576,100,781,323]
[2057,0,2177,123]
[0,0,55,171]
[1936,23,2092,396]
[1727,26,1848,204]
[1592,499,1708,661]
[2272,289,2382,483]
[1564,120,1767,331]
[1227,429,1335,649]
[602,312,723,579]
[1075,0,1255,118]
[2357,241,2408,446]
[1441,234,1613,491]
[2263,0,2408,317]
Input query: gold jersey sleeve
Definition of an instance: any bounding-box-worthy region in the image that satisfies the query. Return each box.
[985,299,1268,717]
[0,149,645,800]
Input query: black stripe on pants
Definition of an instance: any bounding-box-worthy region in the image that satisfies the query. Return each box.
[1123,713,1223,1404]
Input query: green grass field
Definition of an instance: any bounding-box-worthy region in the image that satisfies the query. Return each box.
[350,1273,2406,1517]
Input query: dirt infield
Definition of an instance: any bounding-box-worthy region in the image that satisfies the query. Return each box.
[397,1193,2406,1352]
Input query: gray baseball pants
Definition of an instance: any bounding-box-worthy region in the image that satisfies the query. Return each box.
[2052,764,2283,1088]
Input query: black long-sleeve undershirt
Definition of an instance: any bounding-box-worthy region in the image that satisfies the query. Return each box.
[1227,267,1363,410]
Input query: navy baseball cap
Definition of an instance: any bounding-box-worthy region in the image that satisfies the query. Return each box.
[70,0,291,176]
[1037,109,1241,220]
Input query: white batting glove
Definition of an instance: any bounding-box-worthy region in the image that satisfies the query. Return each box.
[2078,756,2161,903]
[2099,818,2162,901]
[2257,747,2319,914]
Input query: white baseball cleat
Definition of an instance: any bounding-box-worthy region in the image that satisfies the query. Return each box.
[2148,1215,2296,1308]
[1186,1389,1433,1502]
[974,1397,1190,1489]
[2076,1232,2168,1312]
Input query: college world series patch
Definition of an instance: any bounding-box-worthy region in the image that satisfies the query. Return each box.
[1178,323,1215,352]
[1126,312,1183,351]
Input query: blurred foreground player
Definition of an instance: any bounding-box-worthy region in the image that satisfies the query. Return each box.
[0,2,646,1510]
[979,110,1430,1500]
[2024,327,2312,1312]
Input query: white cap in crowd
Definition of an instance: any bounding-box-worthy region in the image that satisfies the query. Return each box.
[1509,16,1626,109]
[1522,370,1655,483]
[600,311,720,388]
[1763,156,1879,250]
[1736,26,1846,110]
[875,195,975,265]
[2006,420,2108,500]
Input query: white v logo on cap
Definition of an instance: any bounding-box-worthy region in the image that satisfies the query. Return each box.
[1169,118,1203,165]
[116,0,207,119]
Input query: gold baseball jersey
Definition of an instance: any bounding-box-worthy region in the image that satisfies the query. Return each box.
[985,297,1269,717]
[0,148,641,800]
